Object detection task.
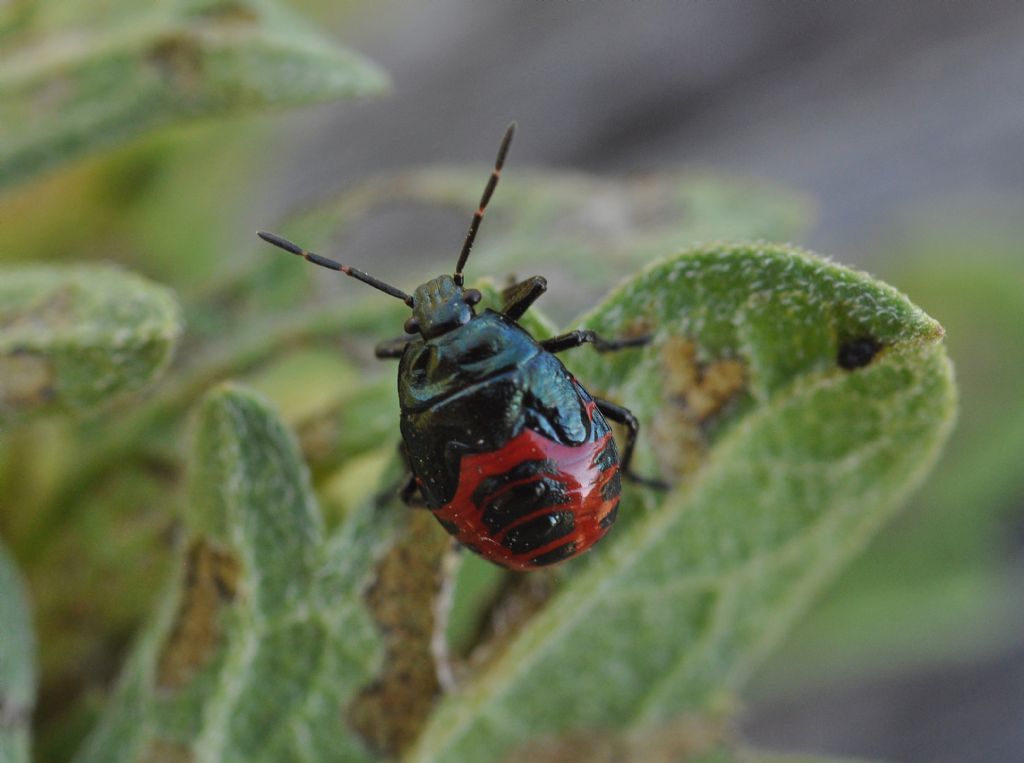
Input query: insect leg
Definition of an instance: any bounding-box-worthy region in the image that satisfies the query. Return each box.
[500,275,548,321]
[594,398,668,490]
[398,442,430,508]
[399,472,426,507]
[375,472,424,508]
[541,329,650,354]
[375,443,429,508]
[374,336,410,359]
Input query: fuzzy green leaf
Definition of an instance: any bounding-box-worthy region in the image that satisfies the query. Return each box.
[71,245,953,762]
[75,384,384,763]
[407,244,955,762]
[0,0,388,188]
[755,246,1024,689]
[0,541,35,763]
[0,264,181,427]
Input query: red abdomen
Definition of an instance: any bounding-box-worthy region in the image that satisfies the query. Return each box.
[430,406,621,571]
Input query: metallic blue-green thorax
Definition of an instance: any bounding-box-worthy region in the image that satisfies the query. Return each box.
[397,310,607,505]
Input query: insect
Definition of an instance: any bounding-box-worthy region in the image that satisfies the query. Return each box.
[259,124,664,570]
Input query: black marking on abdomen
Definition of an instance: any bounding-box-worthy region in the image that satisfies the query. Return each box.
[501,511,575,553]
[437,517,460,536]
[481,477,570,533]
[592,437,617,472]
[471,459,558,508]
[601,470,621,502]
[598,503,619,529]
[529,541,578,567]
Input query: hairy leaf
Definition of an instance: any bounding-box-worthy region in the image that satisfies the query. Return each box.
[69,243,953,761]
[0,541,35,763]
[407,244,955,762]
[75,384,384,763]
[0,0,388,188]
[757,246,1024,688]
[0,264,181,427]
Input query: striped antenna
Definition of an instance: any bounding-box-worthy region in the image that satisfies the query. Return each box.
[257,231,413,306]
[453,122,516,286]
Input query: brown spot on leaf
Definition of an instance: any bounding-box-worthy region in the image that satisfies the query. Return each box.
[296,414,341,467]
[144,5,257,92]
[140,738,195,763]
[140,454,183,485]
[347,511,452,756]
[0,284,77,332]
[461,570,558,671]
[148,35,203,90]
[624,316,655,339]
[0,349,55,409]
[0,287,73,411]
[500,712,727,763]
[653,338,746,476]
[156,539,240,690]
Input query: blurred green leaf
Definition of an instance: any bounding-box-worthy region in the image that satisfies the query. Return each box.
[76,384,383,763]
[0,0,388,188]
[281,168,812,324]
[408,244,955,762]
[0,264,181,427]
[0,540,35,763]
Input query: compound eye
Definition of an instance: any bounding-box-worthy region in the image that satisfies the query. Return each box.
[404,316,420,334]
[463,288,482,306]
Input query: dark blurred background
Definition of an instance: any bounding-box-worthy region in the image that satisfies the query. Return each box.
[4,1,1023,761]
[264,0,1024,256]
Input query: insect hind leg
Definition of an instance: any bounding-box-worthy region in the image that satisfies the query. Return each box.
[374,443,429,508]
[541,329,650,354]
[399,472,427,507]
[594,397,668,490]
